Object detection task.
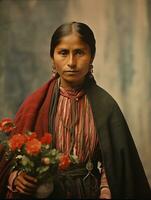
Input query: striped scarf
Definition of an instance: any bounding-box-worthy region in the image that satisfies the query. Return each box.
[54,85,98,162]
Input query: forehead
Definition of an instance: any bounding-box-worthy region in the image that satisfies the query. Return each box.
[56,33,89,49]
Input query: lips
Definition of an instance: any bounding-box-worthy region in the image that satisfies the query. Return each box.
[65,70,78,72]
[64,70,79,74]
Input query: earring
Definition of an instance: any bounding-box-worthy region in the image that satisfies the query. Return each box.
[89,64,93,73]
[51,66,59,78]
[51,66,57,77]
[51,65,56,72]
[88,64,94,79]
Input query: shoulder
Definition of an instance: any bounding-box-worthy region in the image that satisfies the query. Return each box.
[87,83,119,112]
[24,80,51,103]
[86,83,124,128]
[21,78,56,107]
[13,79,56,131]
[15,79,53,116]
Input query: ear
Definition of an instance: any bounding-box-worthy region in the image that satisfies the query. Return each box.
[50,58,55,69]
[89,58,94,70]
[89,56,94,66]
[89,64,93,72]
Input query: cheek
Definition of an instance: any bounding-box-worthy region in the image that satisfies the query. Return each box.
[53,56,67,67]
[78,60,91,71]
[54,63,62,73]
[53,61,67,76]
[53,59,64,69]
[78,56,91,65]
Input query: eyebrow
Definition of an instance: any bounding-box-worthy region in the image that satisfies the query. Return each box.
[55,47,86,51]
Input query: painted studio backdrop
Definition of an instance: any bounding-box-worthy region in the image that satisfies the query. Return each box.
[0,0,151,186]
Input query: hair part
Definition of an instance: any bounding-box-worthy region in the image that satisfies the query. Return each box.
[50,22,96,58]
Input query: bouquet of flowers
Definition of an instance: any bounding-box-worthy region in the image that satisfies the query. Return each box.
[0,118,79,181]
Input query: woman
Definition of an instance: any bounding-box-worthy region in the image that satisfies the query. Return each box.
[0,22,150,199]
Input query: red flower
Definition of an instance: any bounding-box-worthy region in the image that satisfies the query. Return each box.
[26,132,37,141]
[58,154,71,170]
[9,133,27,151]
[0,118,15,133]
[26,138,41,156]
[41,133,52,144]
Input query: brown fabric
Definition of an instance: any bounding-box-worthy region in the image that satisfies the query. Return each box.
[50,164,100,199]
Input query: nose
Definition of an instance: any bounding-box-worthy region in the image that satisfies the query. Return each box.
[67,53,76,68]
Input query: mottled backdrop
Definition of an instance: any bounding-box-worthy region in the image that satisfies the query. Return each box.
[0,0,151,185]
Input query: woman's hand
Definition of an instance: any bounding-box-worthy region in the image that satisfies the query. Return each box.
[14,171,38,195]
[99,187,111,199]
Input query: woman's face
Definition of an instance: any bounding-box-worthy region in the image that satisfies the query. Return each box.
[52,33,93,89]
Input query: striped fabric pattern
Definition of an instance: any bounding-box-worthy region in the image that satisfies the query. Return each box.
[54,86,98,162]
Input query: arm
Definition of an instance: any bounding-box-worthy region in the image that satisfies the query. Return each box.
[99,165,111,199]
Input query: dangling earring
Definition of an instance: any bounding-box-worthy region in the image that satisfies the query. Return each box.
[51,66,59,78]
[90,67,93,74]
[52,66,56,73]
[88,64,94,79]
[89,64,93,71]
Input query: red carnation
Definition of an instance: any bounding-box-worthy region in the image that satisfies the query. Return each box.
[58,154,71,170]
[41,133,52,144]
[0,118,15,133]
[26,138,41,156]
[26,132,37,141]
[9,133,27,151]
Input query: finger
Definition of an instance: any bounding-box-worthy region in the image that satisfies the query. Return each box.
[23,174,37,183]
[17,172,37,186]
[20,178,37,189]
[16,179,36,193]
[16,185,32,195]
[16,182,36,194]
[19,172,37,183]
[15,175,37,192]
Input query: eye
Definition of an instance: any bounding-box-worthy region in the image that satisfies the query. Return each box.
[59,49,68,56]
[75,49,84,56]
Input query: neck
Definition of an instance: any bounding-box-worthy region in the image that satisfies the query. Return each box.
[59,79,85,91]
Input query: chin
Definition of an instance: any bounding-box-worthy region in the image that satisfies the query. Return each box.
[67,78,84,86]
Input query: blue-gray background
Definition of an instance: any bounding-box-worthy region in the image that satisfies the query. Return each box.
[0,0,151,186]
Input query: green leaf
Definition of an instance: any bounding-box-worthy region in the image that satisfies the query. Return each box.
[36,166,50,175]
